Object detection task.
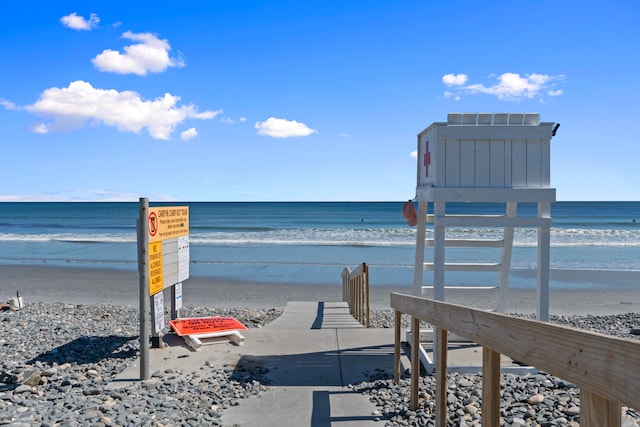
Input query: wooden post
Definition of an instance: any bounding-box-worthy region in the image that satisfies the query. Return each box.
[580,389,621,427]
[482,347,501,426]
[411,316,420,410]
[435,327,448,427]
[433,202,446,302]
[394,310,402,384]
[413,201,428,296]
[537,201,551,321]
[496,202,517,313]
[364,263,370,328]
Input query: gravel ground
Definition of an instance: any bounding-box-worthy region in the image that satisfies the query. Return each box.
[1,304,638,426]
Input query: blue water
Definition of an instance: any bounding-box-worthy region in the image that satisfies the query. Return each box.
[0,201,638,289]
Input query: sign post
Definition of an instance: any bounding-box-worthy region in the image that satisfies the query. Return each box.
[137,199,190,380]
[137,197,150,381]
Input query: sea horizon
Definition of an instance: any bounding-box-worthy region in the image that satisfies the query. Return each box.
[0,201,638,291]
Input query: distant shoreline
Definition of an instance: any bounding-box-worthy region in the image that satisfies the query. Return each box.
[1,264,638,316]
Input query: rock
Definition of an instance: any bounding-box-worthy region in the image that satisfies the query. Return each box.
[528,393,544,404]
[18,369,41,387]
[14,384,35,394]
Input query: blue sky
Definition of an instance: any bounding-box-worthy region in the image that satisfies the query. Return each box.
[1,1,638,202]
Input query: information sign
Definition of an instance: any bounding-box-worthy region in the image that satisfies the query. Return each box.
[177,236,190,282]
[148,206,189,242]
[174,282,183,310]
[153,292,164,333]
[169,317,247,336]
[148,241,163,295]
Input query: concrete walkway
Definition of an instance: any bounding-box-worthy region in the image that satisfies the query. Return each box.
[110,301,403,426]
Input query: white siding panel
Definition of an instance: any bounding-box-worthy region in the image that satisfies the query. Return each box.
[511,140,527,187]
[445,140,461,187]
[526,140,543,188]
[435,139,447,186]
[504,141,513,187]
[490,140,505,187]
[460,140,475,187]
[541,140,551,187]
[475,140,491,187]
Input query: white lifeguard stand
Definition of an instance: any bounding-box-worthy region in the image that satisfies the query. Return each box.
[412,112,557,321]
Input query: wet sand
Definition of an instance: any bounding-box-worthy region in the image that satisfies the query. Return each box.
[0,265,638,316]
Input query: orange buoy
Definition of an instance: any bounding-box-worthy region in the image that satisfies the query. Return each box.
[402,200,417,226]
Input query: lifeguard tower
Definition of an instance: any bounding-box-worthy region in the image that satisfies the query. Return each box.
[412,112,558,321]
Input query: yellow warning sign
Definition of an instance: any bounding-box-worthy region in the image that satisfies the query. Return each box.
[148,206,189,242]
[148,241,163,295]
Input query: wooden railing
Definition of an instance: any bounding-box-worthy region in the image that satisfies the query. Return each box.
[341,263,370,327]
[390,292,640,427]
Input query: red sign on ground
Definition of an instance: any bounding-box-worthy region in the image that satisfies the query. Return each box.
[169,316,247,336]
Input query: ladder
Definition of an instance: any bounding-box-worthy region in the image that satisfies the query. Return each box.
[413,199,517,313]
[412,187,554,319]
[409,188,554,372]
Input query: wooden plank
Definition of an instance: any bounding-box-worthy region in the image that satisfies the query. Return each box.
[580,389,621,427]
[423,262,501,272]
[431,215,552,228]
[416,187,556,203]
[390,292,640,409]
[425,239,504,247]
[420,286,497,291]
[482,347,501,426]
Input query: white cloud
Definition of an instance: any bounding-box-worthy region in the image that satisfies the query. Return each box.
[239,117,247,122]
[0,99,17,110]
[30,123,48,134]
[410,150,417,159]
[92,31,185,76]
[442,91,461,101]
[181,127,198,140]
[60,12,100,31]
[254,117,317,138]
[0,189,141,202]
[23,80,220,140]
[442,73,468,86]
[220,117,234,124]
[548,89,564,96]
[461,73,565,101]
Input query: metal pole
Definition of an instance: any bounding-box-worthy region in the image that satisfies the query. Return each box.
[137,197,150,381]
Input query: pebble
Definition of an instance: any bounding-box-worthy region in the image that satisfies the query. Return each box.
[356,310,640,426]
[0,303,638,426]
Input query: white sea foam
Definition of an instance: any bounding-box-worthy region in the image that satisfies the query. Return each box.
[0,226,638,247]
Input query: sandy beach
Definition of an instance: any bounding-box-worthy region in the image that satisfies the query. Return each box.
[1,264,638,316]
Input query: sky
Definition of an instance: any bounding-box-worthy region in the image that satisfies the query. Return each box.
[1,1,639,202]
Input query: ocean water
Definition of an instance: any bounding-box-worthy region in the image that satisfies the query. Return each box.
[0,201,638,289]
